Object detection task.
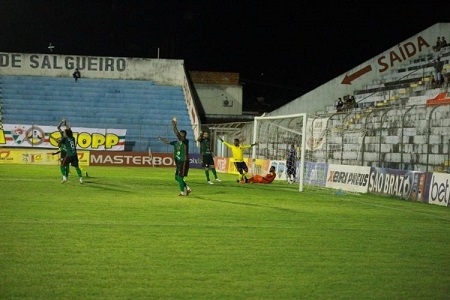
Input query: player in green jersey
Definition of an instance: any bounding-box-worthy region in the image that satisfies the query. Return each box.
[158,117,191,196]
[197,131,221,184]
[57,119,83,184]
[52,137,67,162]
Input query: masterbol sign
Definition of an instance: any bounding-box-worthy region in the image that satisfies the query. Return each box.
[90,151,175,167]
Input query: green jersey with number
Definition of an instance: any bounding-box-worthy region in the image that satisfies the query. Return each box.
[170,139,189,162]
[61,136,77,156]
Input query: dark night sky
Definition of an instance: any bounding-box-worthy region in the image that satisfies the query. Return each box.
[0,0,445,109]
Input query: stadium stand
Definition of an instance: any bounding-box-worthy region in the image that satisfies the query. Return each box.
[282,41,450,172]
[0,75,193,152]
[354,45,450,108]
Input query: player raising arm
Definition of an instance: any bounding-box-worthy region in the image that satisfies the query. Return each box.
[158,116,191,196]
[219,137,257,183]
[57,119,83,184]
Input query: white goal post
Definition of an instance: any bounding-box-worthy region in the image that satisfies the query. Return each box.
[252,113,307,192]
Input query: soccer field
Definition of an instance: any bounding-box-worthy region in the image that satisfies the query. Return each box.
[0,164,449,299]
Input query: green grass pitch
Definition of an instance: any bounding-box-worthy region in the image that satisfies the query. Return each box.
[0,164,449,299]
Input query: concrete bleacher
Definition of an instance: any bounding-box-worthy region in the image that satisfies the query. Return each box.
[313,85,450,172]
[0,75,193,153]
[354,45,450,108]
[314,42,450,172]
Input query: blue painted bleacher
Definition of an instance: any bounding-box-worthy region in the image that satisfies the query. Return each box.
[0,75,194,153]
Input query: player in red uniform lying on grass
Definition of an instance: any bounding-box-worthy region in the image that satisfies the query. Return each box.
[245,166,276,184]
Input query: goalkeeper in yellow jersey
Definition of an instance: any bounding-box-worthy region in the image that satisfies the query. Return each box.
[219,137,257,183]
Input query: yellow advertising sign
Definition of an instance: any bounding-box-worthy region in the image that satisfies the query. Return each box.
[0,148,89,166]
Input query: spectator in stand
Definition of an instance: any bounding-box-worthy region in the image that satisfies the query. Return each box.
[350,95,358,109]
[441,37,447,48]
[336,98,344,112]
[433,57,444,88]
[426,72,435,89]
[433,37,442,51]
[73,69,81,82]
[343,95,354,111]
[343,95,349,103]
[442,67,449,88]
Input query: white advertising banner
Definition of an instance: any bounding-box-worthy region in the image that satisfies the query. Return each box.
[0,124,126,151]
[306,117,329,151]
[326,164,371,193]
[427,172,450,207]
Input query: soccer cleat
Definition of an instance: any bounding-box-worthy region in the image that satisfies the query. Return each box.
[186,187,192,196]
[79,177,83,184]
[61,176,67,184]
[215,178,222,182]
[207,181,214,185]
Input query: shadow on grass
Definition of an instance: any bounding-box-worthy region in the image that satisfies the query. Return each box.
[192,194,300,214]
[81,180,136,193]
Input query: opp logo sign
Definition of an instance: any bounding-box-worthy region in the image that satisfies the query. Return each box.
[49,132,120,149]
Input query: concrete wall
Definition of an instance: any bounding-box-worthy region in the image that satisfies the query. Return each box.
[194,84,243,115]
[0,53,185,85]
[190,71,243,116]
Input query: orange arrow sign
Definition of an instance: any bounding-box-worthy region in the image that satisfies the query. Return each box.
[341,65,373,85]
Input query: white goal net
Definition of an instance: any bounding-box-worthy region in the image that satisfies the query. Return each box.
[252,113,307,192]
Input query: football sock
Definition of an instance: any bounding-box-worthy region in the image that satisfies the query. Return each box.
[75,167,82,178]
[176,176,185,192]
[60,166,66,176]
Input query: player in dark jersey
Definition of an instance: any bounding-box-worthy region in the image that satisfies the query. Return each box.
[52,138,67,162]
[286,144,297,184]
[52,137,69,176]
[158,116,191,196]
[57,119,83,184]
[197,131,221,184]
